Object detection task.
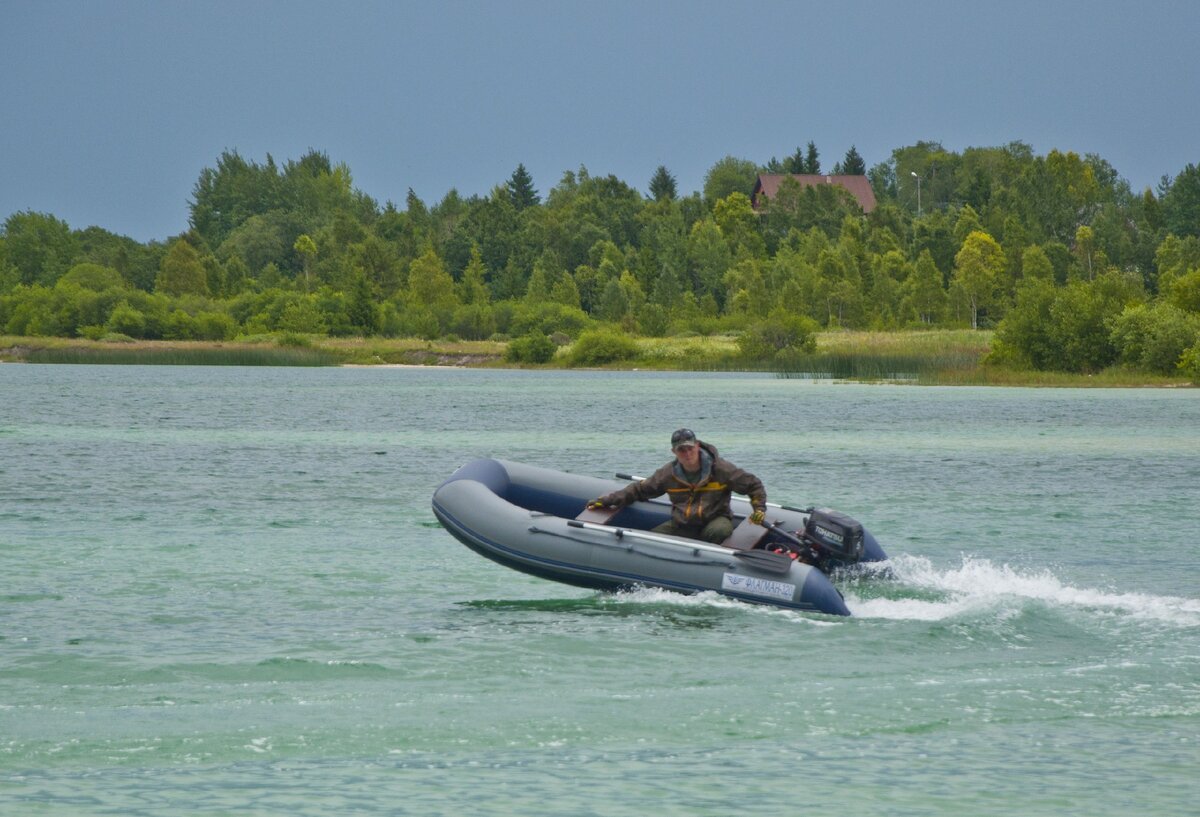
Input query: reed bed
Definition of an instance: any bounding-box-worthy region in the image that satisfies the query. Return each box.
[776,330,991,382]
[21,344,338,366]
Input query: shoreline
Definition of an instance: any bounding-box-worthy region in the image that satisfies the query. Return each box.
[1,334,1194,388]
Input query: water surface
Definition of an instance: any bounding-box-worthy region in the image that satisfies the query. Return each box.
[2,366,1198,815]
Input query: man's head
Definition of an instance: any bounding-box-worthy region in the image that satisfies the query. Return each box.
[671,428,700,469]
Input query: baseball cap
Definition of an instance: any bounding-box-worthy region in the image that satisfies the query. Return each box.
[670,428,697,449]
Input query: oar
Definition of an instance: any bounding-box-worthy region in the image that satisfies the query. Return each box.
[730,547,795,575]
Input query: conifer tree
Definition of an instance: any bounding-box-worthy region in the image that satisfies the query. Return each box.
[506,164,540,211]
[459,245,490,305]
[804,141,821,174]
[649,165,678,201]
[838,145,866,175]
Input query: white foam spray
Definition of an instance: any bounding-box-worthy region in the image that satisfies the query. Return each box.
[845,554,1200,626]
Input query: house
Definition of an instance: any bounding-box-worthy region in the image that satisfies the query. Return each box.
[751,174,877,214]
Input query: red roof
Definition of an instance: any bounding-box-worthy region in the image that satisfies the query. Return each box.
[752,174,877,213]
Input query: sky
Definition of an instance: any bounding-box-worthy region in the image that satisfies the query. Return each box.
[2,0,1198,243]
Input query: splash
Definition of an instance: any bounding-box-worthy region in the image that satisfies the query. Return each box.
[604,586,839,625]
[845,554,1200,626]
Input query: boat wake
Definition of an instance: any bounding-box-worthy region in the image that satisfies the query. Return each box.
[843,554,1200,626]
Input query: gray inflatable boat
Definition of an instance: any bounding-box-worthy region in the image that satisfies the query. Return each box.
[432,458,889,616]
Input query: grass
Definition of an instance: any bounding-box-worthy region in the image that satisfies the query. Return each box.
[3,337,339,366]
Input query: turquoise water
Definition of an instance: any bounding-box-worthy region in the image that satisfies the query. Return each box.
[2,365,1198,816]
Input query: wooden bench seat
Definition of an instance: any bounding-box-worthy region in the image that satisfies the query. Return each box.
[574,505,622,525]
[720,517,770,551]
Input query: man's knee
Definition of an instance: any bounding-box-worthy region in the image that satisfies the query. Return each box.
[701,517,733,544]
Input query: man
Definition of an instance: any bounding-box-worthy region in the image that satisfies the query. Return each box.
[588,428,767,545]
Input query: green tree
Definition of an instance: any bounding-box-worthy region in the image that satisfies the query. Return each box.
[953,205,984,247]
[1162,163,1200,238]
[1020,245,1055,283]
[712,193,765,258]
[155,240,208,296]
[952,231,1006,329]
[901,250,947,325]
[803,141,821,174]
[347,272,378,335]
[3,211,77,285]
[1046,272,1142,371]
[598,277,630,322]
[294,234,318,291]
[507,164,540,211]
[349,234,403,297]
[990,279,1058,369]
[703,156,759,206]
[189,149,284,248]
[835,145,866,175]
[407,246,459,314]
[1165,268,1200,313]
[649,165,677,201]
[1073,225,1100,280]
[687,219,732,304]
[459,245,491,305]
[550,271,582,308]
[217,212,294,277]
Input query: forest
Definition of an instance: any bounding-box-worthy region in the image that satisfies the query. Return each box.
[1,140,1199,378]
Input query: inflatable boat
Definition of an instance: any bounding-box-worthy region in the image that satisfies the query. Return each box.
[432,458,888,616]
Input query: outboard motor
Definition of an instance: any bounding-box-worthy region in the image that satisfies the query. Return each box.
[768,507,865,573]
[804,508,864,567]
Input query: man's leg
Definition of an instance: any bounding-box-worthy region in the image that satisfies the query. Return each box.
[699,516,733,544]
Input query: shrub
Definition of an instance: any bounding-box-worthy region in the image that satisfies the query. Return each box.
[1110,302,1200,375]
[509,302,591,338]
[106,301,147,338]
[737,310,818,360]
[504,332,556,364]
[450,303,497,340]
[992,272,1143,372]
[637,303,670,336]
[1179,342,1200,382]
[195,311,238,340]
[163,309,199,340]
[57,263,125,291]
[276,331,312,348]
[565,329,639,366]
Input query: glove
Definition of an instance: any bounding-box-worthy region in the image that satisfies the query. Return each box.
[587,499,608,510]
[749,509,766,525]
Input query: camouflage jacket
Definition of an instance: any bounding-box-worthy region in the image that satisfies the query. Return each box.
[600,441,767,527]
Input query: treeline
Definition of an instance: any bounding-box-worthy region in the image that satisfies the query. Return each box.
[1,142,1198,377]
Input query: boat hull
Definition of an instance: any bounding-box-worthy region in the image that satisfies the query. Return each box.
[432,458,887,616]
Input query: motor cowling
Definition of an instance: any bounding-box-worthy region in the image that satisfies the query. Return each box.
[803,508,864,565]
[765,507,866,573]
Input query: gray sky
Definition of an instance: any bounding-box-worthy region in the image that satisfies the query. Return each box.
[3,0,1197,242]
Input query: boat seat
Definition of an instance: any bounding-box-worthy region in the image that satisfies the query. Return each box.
[720,517,770,551]
[575,505,622,525]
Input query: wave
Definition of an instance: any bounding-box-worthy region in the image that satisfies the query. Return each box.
[844,554,1200,626]
[593,557,1200,629]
